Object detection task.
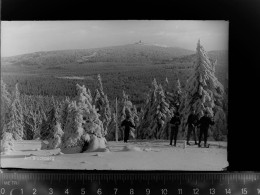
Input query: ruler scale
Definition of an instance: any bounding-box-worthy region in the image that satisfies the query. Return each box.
[0,172,259,195]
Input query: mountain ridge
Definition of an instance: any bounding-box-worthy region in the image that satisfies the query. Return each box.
[2,43,196,66]
[2,43,195,58]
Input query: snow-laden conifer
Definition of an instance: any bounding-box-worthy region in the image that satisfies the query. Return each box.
[1,80,11,138]
[61,100,84,152]
[41,122,64,149]
[60,97,70,130]
[138,79,171,139]
[61,84,107,153]
[33,106,46,139]
[179,40,226,138]
[5,84,24,140]
[94,74,112,137]
[40,106,59,140]
[162,77,182,139]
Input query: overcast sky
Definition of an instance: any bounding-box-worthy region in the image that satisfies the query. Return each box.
[1,20,228,57]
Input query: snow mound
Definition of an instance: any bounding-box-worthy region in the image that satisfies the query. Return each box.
[83,135,108,152]
[122,145,142,152]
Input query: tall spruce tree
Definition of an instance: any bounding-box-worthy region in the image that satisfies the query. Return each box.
[162,77,183,139]
[5,84,24,140]
[138,79,171,139]
[1,80,12,138]
[33,106,46,139]
[22,95,45,140]
[60,97,71,130]
[179,40,226,139]
[93,74,112,137]
[40,105,59,140]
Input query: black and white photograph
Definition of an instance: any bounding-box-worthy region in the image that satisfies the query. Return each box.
[1,20,229,170]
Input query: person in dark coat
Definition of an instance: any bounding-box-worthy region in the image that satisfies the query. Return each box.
[121,115,136,143]
[197,111,215,147]
[186,110,198,145]
[169,112,181,146]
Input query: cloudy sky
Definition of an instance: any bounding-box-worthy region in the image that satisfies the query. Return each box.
[1,20,228,57]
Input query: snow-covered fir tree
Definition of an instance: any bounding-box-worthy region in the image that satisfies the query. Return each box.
[60,97,71,130]
[174,79,182,97]
[41,122,64,150]
[40,105,59,140]
[5,84,24,140]
[1,80,11,107]
[138,79,171,139]
[76,84,104,138]
[61,84,107,153]
[179,40,226,139]
[106,112,119,141]
[1,80,12,138]
[165,76,182,111]
[23,105,44,140]
[162,77,182,139]
[61,100,85,153]
[33,106,47,139]
[93,74,112,137]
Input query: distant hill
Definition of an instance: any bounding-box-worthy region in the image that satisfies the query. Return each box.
[1,44,195,67]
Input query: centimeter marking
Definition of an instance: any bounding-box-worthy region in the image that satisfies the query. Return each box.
[1,172,259,182]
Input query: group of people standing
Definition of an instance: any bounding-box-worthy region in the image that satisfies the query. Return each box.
[120,110,214,148]
[169,110,215,148]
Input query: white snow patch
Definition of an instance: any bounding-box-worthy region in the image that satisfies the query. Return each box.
[1,140,228,170]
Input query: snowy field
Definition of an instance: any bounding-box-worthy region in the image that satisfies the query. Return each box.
[0,140,228,170]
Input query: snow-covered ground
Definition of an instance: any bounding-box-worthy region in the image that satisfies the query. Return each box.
[0,140,228,170]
